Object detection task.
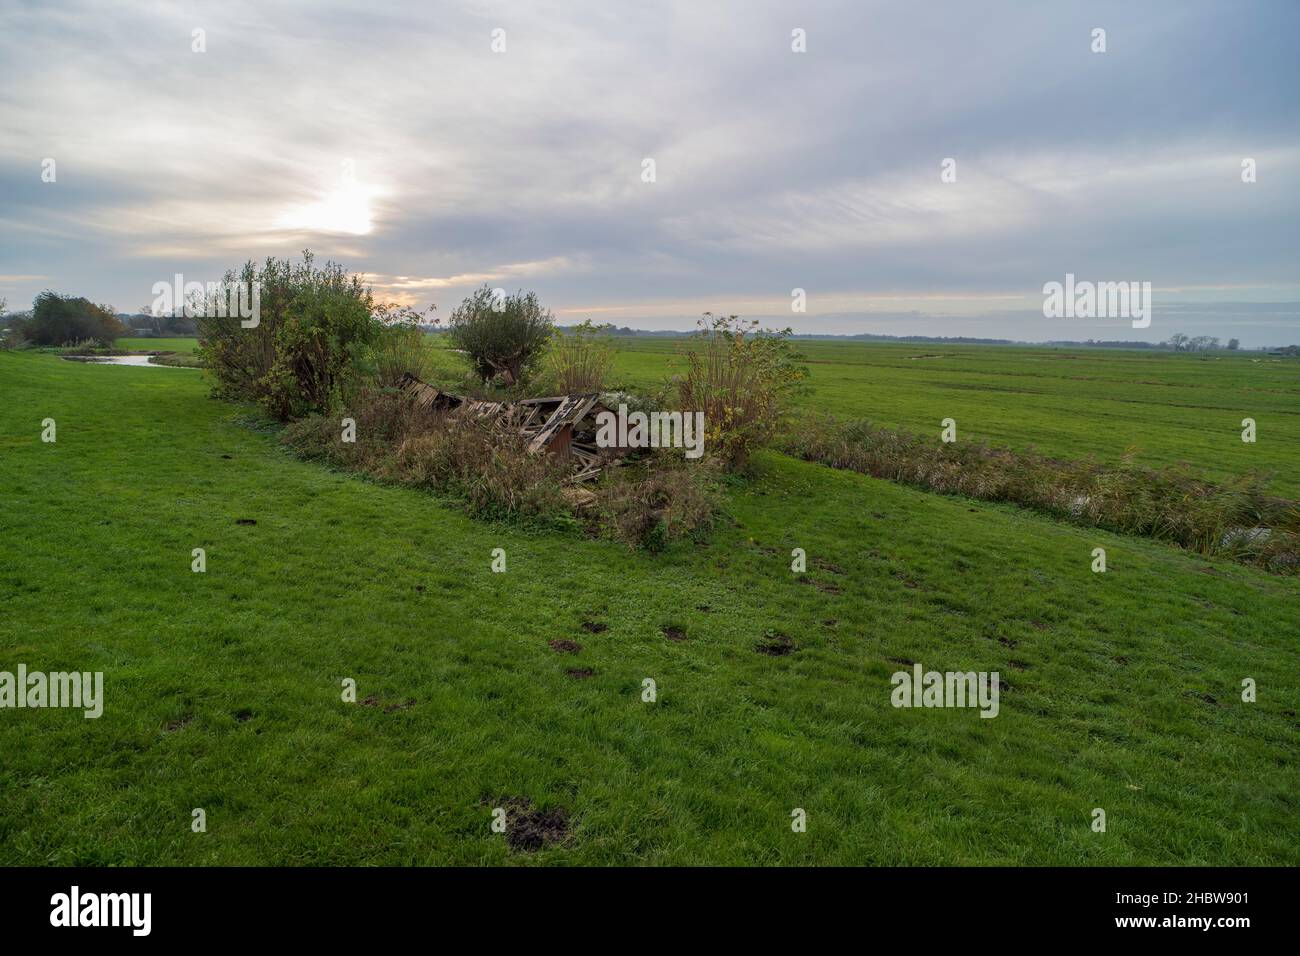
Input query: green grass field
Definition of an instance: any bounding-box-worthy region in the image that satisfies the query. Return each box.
[111,336,202,358]
[597,339,1300,499]
[2,344,1297,865]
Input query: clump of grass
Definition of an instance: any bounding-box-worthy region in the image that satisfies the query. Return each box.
[371,320,435,387]
[149,351,205,368]
[783,416,1298,571]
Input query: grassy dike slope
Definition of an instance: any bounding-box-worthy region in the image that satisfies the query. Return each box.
[1,350,1296,865]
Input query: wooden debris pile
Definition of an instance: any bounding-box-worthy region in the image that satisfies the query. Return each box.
[398,373,629,482]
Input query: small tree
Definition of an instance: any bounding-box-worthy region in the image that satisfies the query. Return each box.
[1227,338,1240,350]
[447,285,553,385]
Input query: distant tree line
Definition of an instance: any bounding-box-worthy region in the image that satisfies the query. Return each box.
[1160,333,1235,351]
[121,309,199,336]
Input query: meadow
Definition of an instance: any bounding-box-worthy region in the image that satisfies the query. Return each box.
[603,339,1300,499]
[1,341,1296,865]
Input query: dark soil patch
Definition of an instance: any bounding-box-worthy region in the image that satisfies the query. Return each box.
[360,694,416,712]
[661,625,687,642]
[491,797,571,852]
[548,639,581,653]
[814,559,846,575]
[822,619,838,627]
[1029,620,1048,630]
[233,708,253,722]
[798,575,842,593]
[755,632,796,656]
[221,454,233,460]
[414,585,425,593]
[235,518,257,526]
[998,637,1019,649]
[891,570,921,589]
[1008,659,1030,671]
[1113,655,1129,666]
[696,604,712,612]
[579,621,608,634]
[566,668,595,679]
[887,656,915,666]
[1185,690,1220,707]
[163,715,193,732]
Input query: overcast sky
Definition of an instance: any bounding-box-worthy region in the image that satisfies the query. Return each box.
[2,0,1298,344]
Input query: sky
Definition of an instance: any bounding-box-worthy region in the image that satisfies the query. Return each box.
[1,0,1298,345]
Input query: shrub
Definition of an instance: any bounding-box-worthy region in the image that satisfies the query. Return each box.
[196,251,377,419]
[10,292,124,347]
[674,313,809,470]
[543,321,614,393]
[447,285,553,385]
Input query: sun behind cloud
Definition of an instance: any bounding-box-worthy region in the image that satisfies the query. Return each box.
[275,180,378,236]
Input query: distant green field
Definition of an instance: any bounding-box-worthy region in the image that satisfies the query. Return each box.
[594,339,1300,498]
[2,346,1296,865]
[118,336,200,355]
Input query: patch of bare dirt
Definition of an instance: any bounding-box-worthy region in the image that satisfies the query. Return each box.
[489,797,572,852]
[755,632,796,656]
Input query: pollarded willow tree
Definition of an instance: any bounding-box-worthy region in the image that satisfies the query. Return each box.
[447,285,553,386]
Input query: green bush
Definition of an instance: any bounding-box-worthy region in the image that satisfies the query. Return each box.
[447,285,553,386]
[9,292,124,347]
[196,251,377,419]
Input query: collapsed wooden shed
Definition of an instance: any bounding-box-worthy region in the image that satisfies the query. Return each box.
[397,373,627,482]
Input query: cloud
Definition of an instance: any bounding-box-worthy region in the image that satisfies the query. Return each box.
[0,0,1297,343]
